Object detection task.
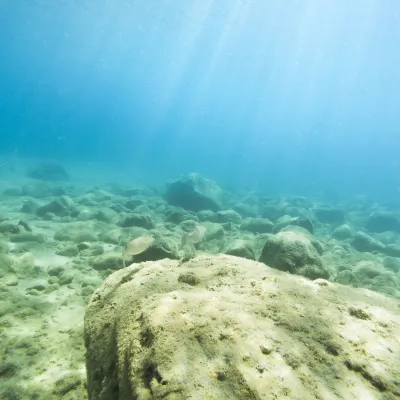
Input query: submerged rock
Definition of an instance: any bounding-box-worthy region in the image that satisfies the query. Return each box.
[118,213,155,229]
[36,195,77,218]
[259,228,329,279]
[366,211,400,233]
[272,215,314,234]
[332,224,353,240]
[240,217,273,234]
[84,255,400,400]
[351,231,386,253]
[312,207,345,224]
[26,162,69,181]
[22,182,52,198]
[164,173,226,212]
[54,221,100,243]
[224,238,256,260]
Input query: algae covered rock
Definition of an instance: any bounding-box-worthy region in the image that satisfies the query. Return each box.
[36,195,77,217]
[90,252,123,271]
[84,255,400,400]
[118,212,155,229]
[259,228,329,279]
[133,231,181,262]
[224,238,256,260]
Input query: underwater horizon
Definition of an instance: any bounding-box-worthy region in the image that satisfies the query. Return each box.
[1,0,400,200]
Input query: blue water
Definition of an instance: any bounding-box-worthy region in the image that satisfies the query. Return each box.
[1,1,399,199]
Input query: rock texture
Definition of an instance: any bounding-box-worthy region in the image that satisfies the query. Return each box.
[84,255,400,400]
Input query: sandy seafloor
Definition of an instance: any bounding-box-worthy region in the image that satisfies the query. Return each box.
[0,160,400,399]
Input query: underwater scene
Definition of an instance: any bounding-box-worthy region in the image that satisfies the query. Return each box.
[1,1,400,399]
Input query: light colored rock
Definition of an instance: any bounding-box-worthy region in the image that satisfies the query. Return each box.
[85,255,400,400]
[4,274,18,286]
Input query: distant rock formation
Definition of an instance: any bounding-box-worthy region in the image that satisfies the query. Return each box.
[26,162,69,181]
[164,173,227,212]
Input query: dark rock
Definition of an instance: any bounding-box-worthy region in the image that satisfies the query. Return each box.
[91,253,123,271]
[259,229,329,279]
[0,362,18,377]
[26,162,69,181]
[382,257,400,272]
[312,207,345,224]
[259,203,285,221]
[383,244,400,258]
[21,199,40,213]
[366,211,400,233]
[36,195,75,217]
[164,173,226,212]
[53,374,82,396]
[133,233,180,262]
[178,272,200,286]
[18,220,32,232]
[351,232,386,253]
[296,216,315,234]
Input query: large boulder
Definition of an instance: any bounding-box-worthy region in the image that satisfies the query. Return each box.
[351,231,386,253]
[164,173,226,212]
[26,161,69,181]
[84,255,400,400]
[36,195,77,218]
[258,228,329,279]
[312,206,345,224]
[366,211,400,233]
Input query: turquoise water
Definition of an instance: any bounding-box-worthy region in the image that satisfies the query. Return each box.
[1,1,399,199]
